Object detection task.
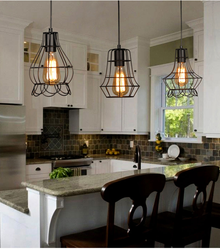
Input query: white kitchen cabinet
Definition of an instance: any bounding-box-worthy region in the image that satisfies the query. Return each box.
[68,42,87,71]
[26,163,51,182]
[92,160,111,174]
[0,16,30,104]
[44,70,87,109]
[69,74,101,133]
[24,66,43,134]
[193,62,204,135]
[193,30,204,62]
[203,2,220,137]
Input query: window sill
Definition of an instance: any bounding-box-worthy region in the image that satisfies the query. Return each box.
[149,137,202,144]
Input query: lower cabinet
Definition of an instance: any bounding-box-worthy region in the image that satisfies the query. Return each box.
[91,160,111,174]
[26,163,52,182]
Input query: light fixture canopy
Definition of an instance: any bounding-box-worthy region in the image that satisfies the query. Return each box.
[29,0,73,97]
[100,0,139,98]
[163,0,202,98]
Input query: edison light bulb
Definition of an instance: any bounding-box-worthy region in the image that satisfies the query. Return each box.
[174,62,188,87]
[112,66,129,97]
[43,52,60,85]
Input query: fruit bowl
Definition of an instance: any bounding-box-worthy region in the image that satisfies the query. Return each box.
[106,148,120,155]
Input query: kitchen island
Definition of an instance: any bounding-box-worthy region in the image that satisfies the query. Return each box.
[0,161,219,248]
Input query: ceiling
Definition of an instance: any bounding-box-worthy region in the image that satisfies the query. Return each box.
[0,1,203,43]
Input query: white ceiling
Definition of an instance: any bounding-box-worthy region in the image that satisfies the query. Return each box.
[0,1,203,43]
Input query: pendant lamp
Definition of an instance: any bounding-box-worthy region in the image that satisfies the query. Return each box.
[100,0,139,98]
[29,0,74,97]
[163,0,202,98]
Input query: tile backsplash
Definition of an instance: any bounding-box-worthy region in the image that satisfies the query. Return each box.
[26,108,220,162]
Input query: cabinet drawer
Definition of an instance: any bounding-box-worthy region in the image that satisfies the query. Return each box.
[26,164,51,175]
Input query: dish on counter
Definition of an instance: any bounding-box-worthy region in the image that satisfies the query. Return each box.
[168,145,180,158]
[158,157,176,162]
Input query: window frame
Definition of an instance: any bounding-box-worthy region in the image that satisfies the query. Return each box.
[150,62,202,144]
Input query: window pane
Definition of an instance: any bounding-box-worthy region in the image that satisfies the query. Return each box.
[88,53,99,64]
[31,43,40,53]
[90,64,99,72]
[24,41,29,52]
[30,53,40,63]
[164,108,195,138]
[24,53,29,63]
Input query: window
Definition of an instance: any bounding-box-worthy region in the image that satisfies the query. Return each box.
[160,80,197,142]
[87,53,99,72]
[24,41,40,63]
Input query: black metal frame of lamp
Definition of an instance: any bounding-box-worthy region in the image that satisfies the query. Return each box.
[163,0,202,98]
[29,0,74,97]
[100,0,139,98]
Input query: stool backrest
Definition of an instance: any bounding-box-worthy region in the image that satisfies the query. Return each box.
[174,165,219,231]
[101,173,166,247]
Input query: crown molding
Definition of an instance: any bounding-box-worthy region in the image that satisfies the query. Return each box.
[0,14,32,31]
[122,36,150,49]
[186,18,204,32]
[150,28,193,47]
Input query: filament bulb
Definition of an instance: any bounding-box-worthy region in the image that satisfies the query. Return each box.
[43,52,60,85]
[174,62,188,87]
[112,66,129,97]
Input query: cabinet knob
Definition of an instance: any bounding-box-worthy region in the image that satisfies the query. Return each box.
[133,129,136,131]
[67,105,70,107]
[99,160,102,163]
[195,58,198,61]
[194,129,197,132]
[133,165,137,169]
[92,161,94,163]
[35,167,41,171]
[134,70,137,73]
[99,72,102,75]
[101,129,103,131]
[80,129,82,131]
[71,105,73,107]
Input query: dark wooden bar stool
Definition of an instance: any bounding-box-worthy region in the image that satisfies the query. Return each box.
[60,173,166,248]
[155,165,219,248]
[211,202,220,228]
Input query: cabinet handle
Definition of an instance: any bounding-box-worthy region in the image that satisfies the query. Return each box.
[35,167,41,171]
[71,105,73,107]
[99,72,102,75]
[194,129,197,132]
[101,129,103,131]
[133,129,136,131]
[67,105,70,107]
[195,58,198,61]
[133,165,137,169]
[99,161,102,163]
[134,70,137,73]
[80,129,82,131]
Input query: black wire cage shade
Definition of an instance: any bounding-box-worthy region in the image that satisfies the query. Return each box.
[163,0,202,98]
[100,0,139,98]
[100,47,139,98]
[163,47,202,98]
[30,0,73,97]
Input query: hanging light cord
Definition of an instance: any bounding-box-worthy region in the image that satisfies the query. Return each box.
[118,0,121,48]
[180,0,182,48]
[50,0,52,31]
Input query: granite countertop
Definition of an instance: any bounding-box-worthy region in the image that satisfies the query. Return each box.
[0,189,29,214]
[21,162,203,197]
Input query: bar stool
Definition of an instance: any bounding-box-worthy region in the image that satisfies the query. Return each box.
[60,173,166,248]
[155,165,219,248]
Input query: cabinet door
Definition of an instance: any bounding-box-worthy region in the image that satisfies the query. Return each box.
[193,62,204,135]
[68,70,87,108]
[0,29,23,104]
[101,94,122,132]
[79,74,101,132]
[24,67,43,134]
[69,43,87,71]
[95,160,110,174]
[194,31,204,62]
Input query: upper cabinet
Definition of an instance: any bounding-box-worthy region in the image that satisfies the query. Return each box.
[0,15,31,104]
[203,2,220,137]
[69,38,150,135]
[43,41,87,109]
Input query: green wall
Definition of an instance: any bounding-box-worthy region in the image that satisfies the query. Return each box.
[150,37,193,66]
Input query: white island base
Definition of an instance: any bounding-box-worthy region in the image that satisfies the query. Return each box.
[0,180,203,248]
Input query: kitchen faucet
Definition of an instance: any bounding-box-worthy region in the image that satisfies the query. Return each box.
[134,145,141,170]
